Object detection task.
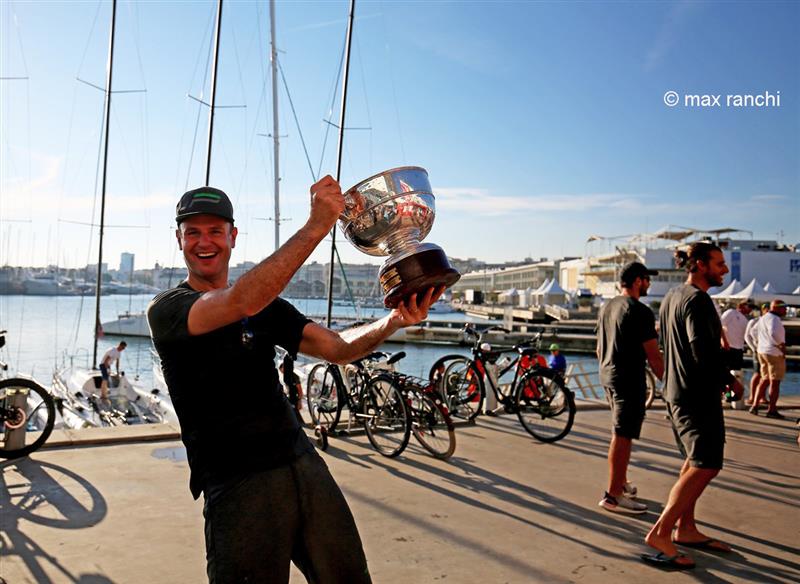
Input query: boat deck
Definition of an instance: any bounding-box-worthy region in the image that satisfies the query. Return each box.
[2,399,798,583]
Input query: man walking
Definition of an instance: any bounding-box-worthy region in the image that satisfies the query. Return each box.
[99,340,127,400]
[751,299,787,418]
[597,261,663,514]
[643,242,743,570]
[148,180,443,584]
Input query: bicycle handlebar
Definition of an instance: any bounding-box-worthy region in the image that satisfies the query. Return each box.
[386,351,406,365]
[462,323,542,353]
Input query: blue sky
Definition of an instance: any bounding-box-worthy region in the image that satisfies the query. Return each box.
[1,0,798,270]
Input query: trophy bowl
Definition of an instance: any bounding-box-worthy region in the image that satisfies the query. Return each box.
[339,166,460,308]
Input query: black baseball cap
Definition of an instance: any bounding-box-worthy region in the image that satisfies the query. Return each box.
[620,261,658,286]
[176,186,234,224]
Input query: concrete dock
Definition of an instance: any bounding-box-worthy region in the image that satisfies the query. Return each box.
[1,400,798,583]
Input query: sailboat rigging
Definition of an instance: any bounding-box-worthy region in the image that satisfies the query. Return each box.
[52,0,169,427]
[325,0,356,328]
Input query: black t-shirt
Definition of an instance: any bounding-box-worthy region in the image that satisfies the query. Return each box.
[597,295,657,392]
[659,284,729,405]
[147,282,314,499]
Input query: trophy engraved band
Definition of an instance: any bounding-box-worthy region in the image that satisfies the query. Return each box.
[339,166,461,308]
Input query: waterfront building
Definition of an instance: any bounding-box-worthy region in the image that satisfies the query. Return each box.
[560,229,800,300]
[450,260,559,299]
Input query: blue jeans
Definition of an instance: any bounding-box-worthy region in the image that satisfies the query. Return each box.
[203,450,371,584]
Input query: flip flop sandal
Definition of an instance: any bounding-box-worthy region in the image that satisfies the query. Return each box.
[640,552,696,570]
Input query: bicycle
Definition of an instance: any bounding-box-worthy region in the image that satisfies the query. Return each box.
[0,330,58,459]
[384,369,456,460]
[306,351,409,442]
[430,324,576,443]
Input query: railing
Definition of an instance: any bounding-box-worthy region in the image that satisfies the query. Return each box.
[563,361,605,403]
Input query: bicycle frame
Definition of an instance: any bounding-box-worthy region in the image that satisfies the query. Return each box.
[465,328,546,407]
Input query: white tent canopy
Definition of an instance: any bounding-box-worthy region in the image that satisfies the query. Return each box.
[732,278,766,298]
[537,279,569,306]
[498,287,519,305]
[711,279,743,298]
[794,285,800,295]
[533,278,551,295]
[518,286,534,308]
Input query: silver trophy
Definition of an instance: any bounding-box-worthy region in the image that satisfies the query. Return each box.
[339,166,460,308]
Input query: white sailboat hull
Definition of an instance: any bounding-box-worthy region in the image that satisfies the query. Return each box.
[101,312,150,337]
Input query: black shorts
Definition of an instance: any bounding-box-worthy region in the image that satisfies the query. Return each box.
[604,385,646,440]
[751,353,760,373]
[724,348,744,371]
[667,400,725,470]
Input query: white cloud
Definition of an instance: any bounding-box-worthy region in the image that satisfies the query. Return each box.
[749,194,788,203]
[435,187,644,215]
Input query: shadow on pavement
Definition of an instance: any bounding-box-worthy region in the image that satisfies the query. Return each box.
[0,457,113,584]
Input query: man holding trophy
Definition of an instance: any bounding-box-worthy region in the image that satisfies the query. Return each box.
[148,169,458,584]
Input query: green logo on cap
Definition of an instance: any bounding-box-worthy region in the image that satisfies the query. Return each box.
[192,192,221,203]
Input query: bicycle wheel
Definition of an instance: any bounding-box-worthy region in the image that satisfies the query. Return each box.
[360,374,410,458]
[644,368,658,409]
[428,354,467,385]
[1,377,57,459]
[306,364,342,432]
[515,368,575,443]
[411,390,456,460]
[441,359,484,421]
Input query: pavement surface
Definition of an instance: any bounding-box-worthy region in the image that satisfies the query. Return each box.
[1,399,799,584]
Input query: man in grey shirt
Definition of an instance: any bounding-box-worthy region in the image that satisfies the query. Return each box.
[642,242,743,570]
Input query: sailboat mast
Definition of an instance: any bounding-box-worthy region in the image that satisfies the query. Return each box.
[205,0,224,185]
[325,0,356,327]
[92,0,117,366]
[270,0,280,251]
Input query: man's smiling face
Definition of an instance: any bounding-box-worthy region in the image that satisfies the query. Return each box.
[177,215,237,288]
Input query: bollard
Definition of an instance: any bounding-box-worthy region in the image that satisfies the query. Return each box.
[483,362,498,413]
[4,387,28,451]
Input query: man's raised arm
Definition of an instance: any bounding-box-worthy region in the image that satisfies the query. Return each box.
[187,176,344,335]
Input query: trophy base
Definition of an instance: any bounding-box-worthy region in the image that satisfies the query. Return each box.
[380,247,461,309]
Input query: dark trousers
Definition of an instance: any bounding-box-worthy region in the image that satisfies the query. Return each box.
[204,451,371,584]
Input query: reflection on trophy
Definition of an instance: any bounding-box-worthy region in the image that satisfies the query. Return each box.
[339,166,461,308]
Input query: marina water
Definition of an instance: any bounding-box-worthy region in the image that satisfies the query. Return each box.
[1,294,797,398]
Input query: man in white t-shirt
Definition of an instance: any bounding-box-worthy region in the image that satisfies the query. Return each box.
[744,304,768,405]
[721,301,751,382]
[99,341,127,399]
[751,300,787,419]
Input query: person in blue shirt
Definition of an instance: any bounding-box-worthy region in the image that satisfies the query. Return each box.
[547,343,567,375]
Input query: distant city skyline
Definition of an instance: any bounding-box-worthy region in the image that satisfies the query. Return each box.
[1,1,798,269]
